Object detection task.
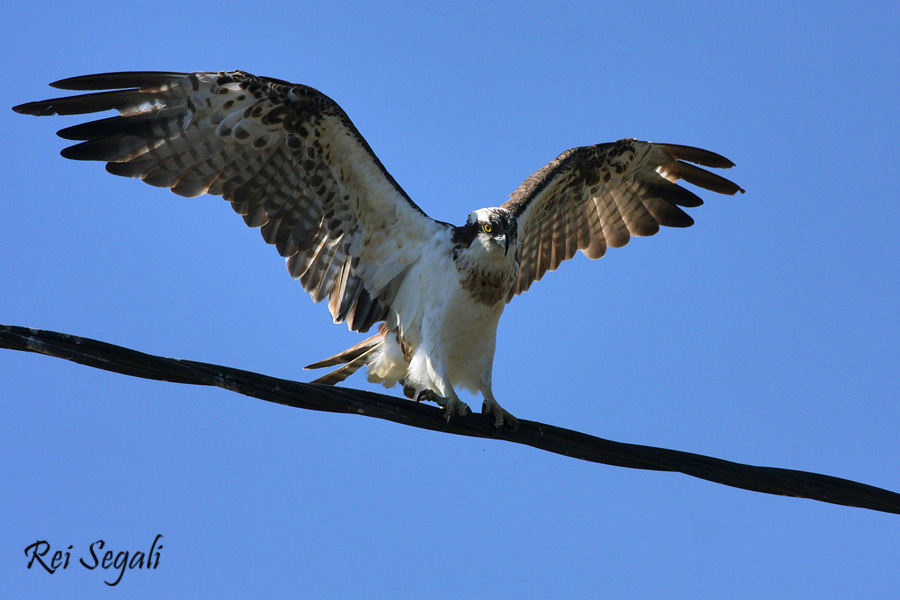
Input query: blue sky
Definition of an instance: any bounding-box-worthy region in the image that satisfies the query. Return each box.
[2,1,899,597]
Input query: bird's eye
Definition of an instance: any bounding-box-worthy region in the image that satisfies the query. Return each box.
[483,223,492,233]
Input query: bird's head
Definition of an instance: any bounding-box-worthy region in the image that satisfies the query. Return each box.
[464,207,518,256]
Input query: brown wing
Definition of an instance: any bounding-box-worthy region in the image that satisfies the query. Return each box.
[502,139,744,299]
[14,71,446,332]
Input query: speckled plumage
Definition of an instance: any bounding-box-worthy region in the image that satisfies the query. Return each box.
[14,70,744,428]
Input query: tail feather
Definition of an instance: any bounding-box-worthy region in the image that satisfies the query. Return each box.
[305,332,383,369]
[305,331,384,385]
[308,346,379,385]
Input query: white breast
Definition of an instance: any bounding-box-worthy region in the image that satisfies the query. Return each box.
[415,232,517,392]
[366,227,518,396]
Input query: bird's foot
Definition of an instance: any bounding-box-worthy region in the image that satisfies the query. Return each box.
[482,397,518,430]
[413,388,440,404]
[440,395,471,422]
[414,389,471,422]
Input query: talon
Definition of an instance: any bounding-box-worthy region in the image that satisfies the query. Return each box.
[481,398,518,431]
[442,395,471,421]
[414,389,439,404]
[501,410,519,431]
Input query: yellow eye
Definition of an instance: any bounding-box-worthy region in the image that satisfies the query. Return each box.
[483,223,492,233]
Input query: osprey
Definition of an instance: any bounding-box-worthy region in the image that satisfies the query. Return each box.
[14,71,743,429]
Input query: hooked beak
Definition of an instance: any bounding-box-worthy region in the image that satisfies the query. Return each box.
[493,233,510,256]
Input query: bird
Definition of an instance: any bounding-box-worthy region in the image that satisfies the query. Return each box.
[14,70,744,429]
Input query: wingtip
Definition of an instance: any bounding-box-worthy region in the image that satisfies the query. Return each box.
[49,73,108,90]
[12,101,48,116]
[659,143,738,170]
[49,78,75,90]
[717,156,738,170]
[717,180,745,196]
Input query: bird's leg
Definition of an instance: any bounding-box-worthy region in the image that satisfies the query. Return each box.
[481,390,518,431]
[423,358,471,422]
[478,370,518,430]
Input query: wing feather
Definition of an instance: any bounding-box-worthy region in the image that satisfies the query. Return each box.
[503,139,743,298]
[15,70,446,332]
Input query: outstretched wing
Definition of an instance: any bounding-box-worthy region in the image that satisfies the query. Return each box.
[14,71,445,332]
[502,139,744,299]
